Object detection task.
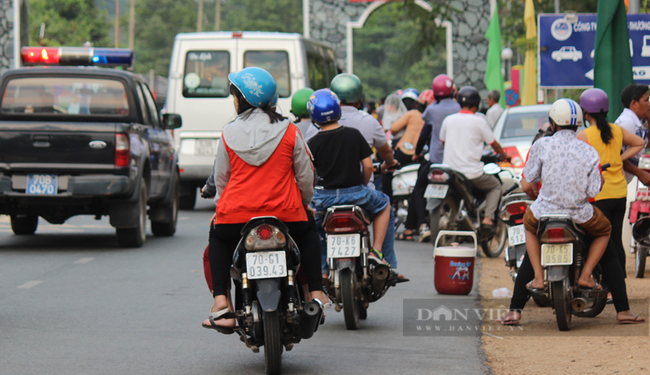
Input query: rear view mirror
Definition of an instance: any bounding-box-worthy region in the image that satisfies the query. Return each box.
[162,113,182,129]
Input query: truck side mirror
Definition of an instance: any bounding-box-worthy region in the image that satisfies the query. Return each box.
[162,113,182,129]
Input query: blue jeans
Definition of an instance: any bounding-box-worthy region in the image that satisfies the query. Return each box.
[311,185,397,274]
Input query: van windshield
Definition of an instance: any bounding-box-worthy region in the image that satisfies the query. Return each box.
[1,77,129,116]
[183,51,230,98]
[244,51,291,97]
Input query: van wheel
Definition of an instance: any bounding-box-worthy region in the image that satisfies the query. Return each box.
[151,172,179,237]
[116,178,147,248]
[11,214,38,235]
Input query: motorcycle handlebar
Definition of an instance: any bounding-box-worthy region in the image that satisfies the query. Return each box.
[503,183,519,196]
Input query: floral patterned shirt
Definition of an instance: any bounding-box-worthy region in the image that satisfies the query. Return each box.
[523,130,602,223]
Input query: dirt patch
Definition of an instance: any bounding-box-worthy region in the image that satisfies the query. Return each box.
[478,254,650,375]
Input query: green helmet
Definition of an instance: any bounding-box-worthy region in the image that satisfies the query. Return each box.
[291,88,315,118]
[330,73,363,104]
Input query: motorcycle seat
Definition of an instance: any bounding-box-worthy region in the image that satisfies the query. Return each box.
[324,205,372,225]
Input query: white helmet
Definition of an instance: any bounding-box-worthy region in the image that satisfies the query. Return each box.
[548,98,583,127]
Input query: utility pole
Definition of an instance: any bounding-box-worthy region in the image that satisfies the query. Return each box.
[215,0,221,31]
[197,0,204,32]
[630,0,640,13]
[115,0,120,48]
[555,0,560,100]
[128,0,136,50]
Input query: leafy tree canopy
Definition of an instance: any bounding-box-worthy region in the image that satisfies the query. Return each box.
[29,0,110,47]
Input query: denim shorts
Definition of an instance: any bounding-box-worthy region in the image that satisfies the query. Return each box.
[311,184,390,218]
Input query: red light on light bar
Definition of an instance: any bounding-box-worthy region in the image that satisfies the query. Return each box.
[232,31,243,38]
[22,47,60,64]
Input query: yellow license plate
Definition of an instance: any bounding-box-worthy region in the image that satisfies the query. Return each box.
[541,243,573,266]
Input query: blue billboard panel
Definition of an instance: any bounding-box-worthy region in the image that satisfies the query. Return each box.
[539,14,650,88]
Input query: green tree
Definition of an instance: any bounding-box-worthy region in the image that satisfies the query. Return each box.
[353,2,446,100]
[29,0,111,47]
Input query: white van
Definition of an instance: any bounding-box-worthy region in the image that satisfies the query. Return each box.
[165,31,339,209]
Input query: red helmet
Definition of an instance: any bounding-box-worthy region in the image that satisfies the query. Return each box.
[432,74,454,97]
[419,89,435,106]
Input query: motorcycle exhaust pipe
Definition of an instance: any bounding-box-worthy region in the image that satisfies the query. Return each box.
[571,297,588,312]
[372,264,390,294]
[298,301,323,339]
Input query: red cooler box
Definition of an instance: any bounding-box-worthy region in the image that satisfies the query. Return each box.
[433,231,477,295]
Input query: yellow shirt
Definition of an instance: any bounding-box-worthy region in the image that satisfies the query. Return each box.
[584,123,627,200]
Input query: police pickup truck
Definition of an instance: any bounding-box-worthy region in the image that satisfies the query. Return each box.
[0,47,182,247]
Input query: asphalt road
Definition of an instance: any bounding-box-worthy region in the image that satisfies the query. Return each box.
[0,197,489,375]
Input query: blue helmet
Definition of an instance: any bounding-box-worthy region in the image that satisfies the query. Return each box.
[228,67,277,108]
[307,89,341,124]
[401,87,420,101]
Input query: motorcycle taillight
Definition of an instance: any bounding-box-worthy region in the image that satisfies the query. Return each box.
[542,227,576,244]
[324,213,366,233]
[428,169,450,183]
[245,224,286,250]
[506,202,528,216]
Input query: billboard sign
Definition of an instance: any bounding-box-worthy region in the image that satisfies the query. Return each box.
[539,13,650,88]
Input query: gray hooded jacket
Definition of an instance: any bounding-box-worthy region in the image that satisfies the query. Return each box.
[212,109,314,204]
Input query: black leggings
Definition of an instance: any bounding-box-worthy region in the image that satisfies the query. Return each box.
[510,198,630,313]
[593,198,627,276]
[209,211,322,297]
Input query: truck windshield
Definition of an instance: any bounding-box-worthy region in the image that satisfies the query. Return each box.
[1,77,129,116]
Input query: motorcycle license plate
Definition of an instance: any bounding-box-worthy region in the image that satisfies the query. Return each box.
[424,184,448,199]
[507,225,526,246]
[246,251,287,279]
[541,244,573,266]
[327,234,361,258]
[26,174,57,195]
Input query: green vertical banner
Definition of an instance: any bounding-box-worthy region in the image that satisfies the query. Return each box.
[594,0,634,122]
[484,3,505,108]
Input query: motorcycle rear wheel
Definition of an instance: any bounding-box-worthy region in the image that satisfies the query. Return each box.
[551,279,572,331]
[480,220,507,258]
[263,311,282,375]
[429,196,458,246]
[340,269,360,330]
[636,245,647,278]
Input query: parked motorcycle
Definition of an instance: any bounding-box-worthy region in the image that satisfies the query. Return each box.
[630,154,650,278]
[322,205,393,330]
[425,152,509,257]
[229,216,323,375]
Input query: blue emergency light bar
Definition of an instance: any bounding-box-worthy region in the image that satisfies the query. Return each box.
[21,47,134,68]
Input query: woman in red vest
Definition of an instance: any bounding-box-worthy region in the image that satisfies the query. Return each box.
[202,67,326,333]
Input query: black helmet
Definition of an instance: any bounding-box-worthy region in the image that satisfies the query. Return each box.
[457,86,481,108]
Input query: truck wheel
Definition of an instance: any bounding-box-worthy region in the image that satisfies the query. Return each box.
[151,172,179,237]
[116,178,147,248]
[179,183,196,210]
[10,214,38,235]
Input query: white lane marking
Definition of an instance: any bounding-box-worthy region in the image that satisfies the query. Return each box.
[74,257,94,264]
[17,280,44,289]
[180,216,191,221]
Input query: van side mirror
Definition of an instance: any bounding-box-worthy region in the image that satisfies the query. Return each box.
[162,113,182,129]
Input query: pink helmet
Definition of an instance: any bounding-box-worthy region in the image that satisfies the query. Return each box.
[419,89,435,106]
[432,74,454,97]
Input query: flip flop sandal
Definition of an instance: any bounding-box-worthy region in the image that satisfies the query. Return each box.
[389,270,410,283]
[395,232,415,241]
[525,281,546,293]
[496,315,520,326]
[618,314,646,324]
[578,281,603,292]
[202,307,236,334]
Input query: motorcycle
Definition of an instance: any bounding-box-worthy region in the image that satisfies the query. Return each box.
[322,205,393,330]
[391,163,419,229]
[630,154,650,278]
[500,178,533,282]
[229,216,323,375]
[425,152,510,257]
[525,214,609,331]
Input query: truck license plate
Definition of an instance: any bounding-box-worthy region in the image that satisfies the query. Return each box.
[327,234,361,258]
[246,251,287,280]
[507,225,526,246]
[196,139,217,155]
[26,174,57,195]
[424,184,449,199]
[541,244,573,266]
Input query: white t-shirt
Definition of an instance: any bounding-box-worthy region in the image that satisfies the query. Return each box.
[440,111,495,180]
[486,103,504,128]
